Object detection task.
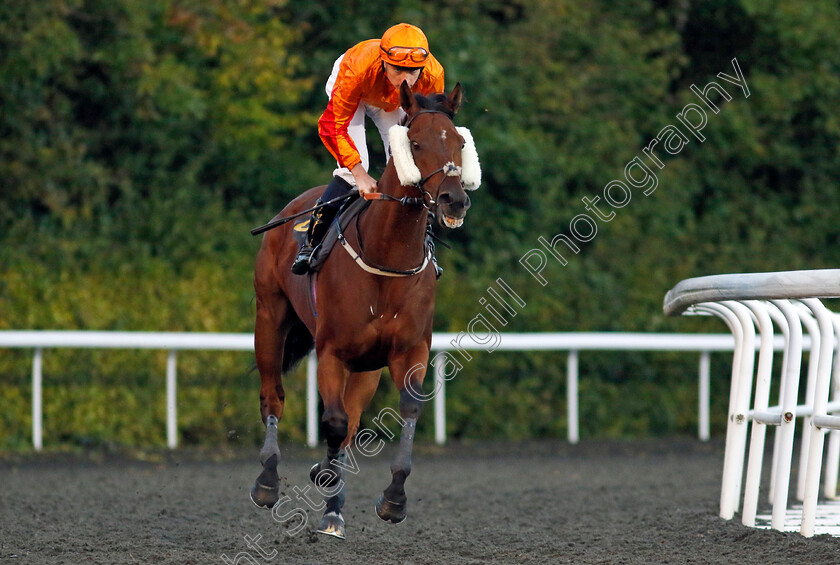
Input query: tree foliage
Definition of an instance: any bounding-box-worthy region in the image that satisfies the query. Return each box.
[2,0,840,447]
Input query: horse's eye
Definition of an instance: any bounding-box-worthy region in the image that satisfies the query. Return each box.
[411,140,420,151]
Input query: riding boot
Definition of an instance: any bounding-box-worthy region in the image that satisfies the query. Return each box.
[426,212,443,279]
[291,177,351,275]
[291,204,336,274]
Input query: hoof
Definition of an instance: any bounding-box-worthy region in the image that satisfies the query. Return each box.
[316,512,346,539]
[250,454,280,509]
[375,495,407,524]
[250,482,279,509]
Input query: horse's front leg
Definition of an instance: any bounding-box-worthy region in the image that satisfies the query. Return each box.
[310,450,347,538]
[376,347,428,524]
[308,369,380,538]
[309,352,349,538]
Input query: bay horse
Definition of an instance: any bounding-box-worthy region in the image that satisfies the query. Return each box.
[250,81,479,539]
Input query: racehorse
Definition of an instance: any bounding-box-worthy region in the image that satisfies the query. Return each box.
[250,81,480,539]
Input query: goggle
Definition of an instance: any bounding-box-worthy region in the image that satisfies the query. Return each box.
[380,45,429,64]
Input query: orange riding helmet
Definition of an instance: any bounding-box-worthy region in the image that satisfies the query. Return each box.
[379,23,431,68]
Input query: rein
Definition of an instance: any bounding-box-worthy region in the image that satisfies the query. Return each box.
[336,109,460,277]
[251,108,459,277]
[363,109,460,209]
[343,185,435,278]
[362,158,453,209]
[362,190,433,208]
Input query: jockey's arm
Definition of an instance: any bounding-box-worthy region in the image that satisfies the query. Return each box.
[351,163,378,195]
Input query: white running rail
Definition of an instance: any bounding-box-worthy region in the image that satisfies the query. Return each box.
[665,269,840,537]
[0,330,778,452]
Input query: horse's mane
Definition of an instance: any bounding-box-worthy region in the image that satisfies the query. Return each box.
[401,92,456,124]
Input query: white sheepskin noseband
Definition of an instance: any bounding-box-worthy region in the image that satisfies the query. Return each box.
[388,124,481,190]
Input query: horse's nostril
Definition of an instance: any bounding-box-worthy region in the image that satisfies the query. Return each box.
[438,191,470,212]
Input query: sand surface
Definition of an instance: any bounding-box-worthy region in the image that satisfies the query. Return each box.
[2,438,840,564]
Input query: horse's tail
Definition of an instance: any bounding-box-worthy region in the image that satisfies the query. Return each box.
[282,320,315,374]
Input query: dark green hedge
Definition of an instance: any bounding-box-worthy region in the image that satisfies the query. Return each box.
[2,0,839,449]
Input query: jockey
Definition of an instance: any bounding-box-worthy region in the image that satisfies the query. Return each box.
[291,23,446,276]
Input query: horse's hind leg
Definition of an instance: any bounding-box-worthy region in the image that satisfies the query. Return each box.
[250,291,292,509]
[311,369,381,539]
[376,349,428,524]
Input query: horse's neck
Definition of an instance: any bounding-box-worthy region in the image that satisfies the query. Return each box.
[355,164,428,268]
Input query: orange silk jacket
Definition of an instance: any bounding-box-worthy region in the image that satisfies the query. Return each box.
[318,39,445,171]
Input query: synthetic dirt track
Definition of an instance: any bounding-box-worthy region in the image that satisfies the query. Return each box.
[3,438,840,564]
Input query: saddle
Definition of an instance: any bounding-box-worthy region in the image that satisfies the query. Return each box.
[292,195,370,273]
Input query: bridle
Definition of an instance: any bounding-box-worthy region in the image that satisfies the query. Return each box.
[249,109,476,238]
[363,109,463,210]
[336,109,461,277]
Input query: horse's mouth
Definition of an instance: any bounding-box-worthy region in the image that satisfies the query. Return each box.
[440,214,465,229]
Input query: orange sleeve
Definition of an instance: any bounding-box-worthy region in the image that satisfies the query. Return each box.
[319,45,446,168]
[318,52,366,171]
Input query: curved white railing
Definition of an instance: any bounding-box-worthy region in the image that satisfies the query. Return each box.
[665,269,840,537]
[664,268,840,315]
[0,330,785,452]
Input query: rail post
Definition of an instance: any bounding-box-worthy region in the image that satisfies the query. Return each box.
[32,347,43,451]
[698,351,710,442]
[567,350,579,444]
[306,352,318,447]
[435,357,446,445]
[166,350,178,449]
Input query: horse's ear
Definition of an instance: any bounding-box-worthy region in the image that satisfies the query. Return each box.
[400,80,417,115]
[448,83,463,114]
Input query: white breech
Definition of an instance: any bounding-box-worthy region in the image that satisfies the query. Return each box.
[325,55,406,186]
